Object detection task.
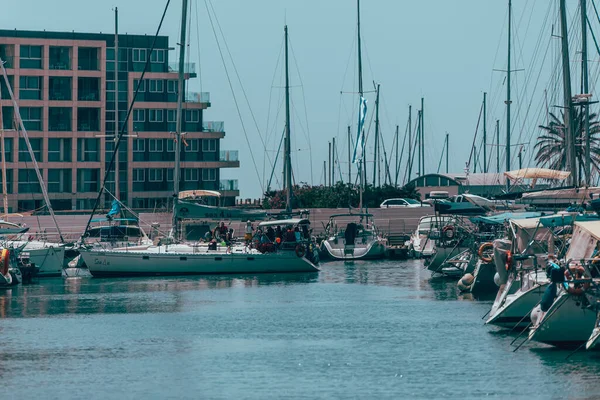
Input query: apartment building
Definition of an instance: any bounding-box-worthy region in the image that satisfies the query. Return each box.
[0,29,239,213]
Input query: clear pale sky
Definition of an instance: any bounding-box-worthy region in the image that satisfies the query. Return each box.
[1,1,594,198]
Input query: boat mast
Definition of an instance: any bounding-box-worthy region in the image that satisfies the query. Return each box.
[506,0,512,189]
[483,92,487,173]
[581,0,591,185]
[394,124,399,186]
[446,132,449,173]
[357,0,365,210]
[114,7,120,200]
[496,119,500,174]
[421,97,425,175]
[0,61,64,242]
[347,125,351,184]
[407,105,412,181]
[284,25,292,213]
[172,0,189,239]
[372,83,380,186]
[560,0,576,186]
[0,89,7,217]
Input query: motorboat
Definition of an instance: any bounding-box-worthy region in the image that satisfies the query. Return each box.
[319,213,386,260]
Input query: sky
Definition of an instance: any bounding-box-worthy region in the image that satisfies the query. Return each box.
[1,1,594,198]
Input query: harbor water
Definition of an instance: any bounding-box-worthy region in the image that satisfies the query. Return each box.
[2,260,600,399]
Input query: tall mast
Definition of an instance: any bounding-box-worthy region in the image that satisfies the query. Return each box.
[408,105,412,180]
[284,25,293,211]
[347,125,351,184]
[506,0,512,188]
[496,119,500,173]
[417,110,422,176]
[394,124,399,186]
[483,92,487,173]
[560,0,576,186]
[172,0,189,239]
[421,97,425,175]
[114,7,120,200]
[581,0,591,184]
[446,132,449,173]
[0,89,7,216]
[357,0,365,210]
[372,83,380,186]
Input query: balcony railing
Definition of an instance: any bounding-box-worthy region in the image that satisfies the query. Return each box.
[219,150,238,162]
[203,121,224,132]
[185,91,210,103]
[220,179,238,191]
[168,62,196,74]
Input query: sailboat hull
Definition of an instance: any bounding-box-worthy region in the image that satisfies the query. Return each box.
[80,248,319,277]
[319,239,386,261]
[486,280,548,328]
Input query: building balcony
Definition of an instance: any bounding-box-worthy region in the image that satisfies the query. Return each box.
[168,62,197,78]
[185,91,210,105]
[203,121,224,132]
[220,179,238,191]
[219,150,238,162]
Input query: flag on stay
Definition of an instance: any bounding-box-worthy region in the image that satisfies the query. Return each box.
[106,200,121,219]
[352,96,368,164]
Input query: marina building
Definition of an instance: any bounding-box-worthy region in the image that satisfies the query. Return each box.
[0,29,239,213]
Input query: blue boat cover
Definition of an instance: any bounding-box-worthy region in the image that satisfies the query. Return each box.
[470,212,542,225]
[539,214,600,227]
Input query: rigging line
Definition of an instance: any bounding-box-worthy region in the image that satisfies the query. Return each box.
[396,118,409,185]
[81,0,171,241]
[267,127,286,191]
[194,0,203,92]
[405,110,420,184]
[204,0,263,191]
[263,36,284,187]
[206,0,271,179]
[288,37,314,185]
[467,101,484,171]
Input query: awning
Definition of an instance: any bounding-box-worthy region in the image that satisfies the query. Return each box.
[470,211,541,225]
[504,168,570,182]
[178,190,221,199]
[539,213,600,227]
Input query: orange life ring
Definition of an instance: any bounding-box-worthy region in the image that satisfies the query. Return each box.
[478,242,494,263]
[295,244,306,258]
[505,251,513,271]
[0,248,9,276]
[564,265,590,295]
[442,225,455,239]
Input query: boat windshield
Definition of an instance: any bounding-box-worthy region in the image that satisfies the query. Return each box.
[86,225,143,240]
[417,217,454,234]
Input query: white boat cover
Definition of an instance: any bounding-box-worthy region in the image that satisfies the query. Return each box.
[179,190,221,199]
[504,168,570,183]
[521,187,600,202]
[566,221,600,260]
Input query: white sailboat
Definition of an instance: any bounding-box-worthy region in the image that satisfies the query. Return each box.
[79,9,318,276]
[319,213,386,260]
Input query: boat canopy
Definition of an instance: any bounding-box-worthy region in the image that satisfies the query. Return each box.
[258,218,310,227]
[90,218,139,223]
[179,190,221,199]
[510,217,545,230]
[566,221,600,260]
[509,216,552,255]
[434,202,486,216]
[520,187,600,203]
[539,213,600,228]
[175,200,267,220]
[504,168,570,185]
[329,213,374,218]
[470,211,541,225]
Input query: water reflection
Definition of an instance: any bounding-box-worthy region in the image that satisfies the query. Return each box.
[0,273,318,319]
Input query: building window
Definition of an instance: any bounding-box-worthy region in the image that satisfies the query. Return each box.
[167,80,177,93]
[20,107,42,131]
[134,79,146,92]
[77,168,100,192]
[1,138,13,162]
[18,169,41,193]
[150,49,165,63]
[49,107,72,131]
[167,169,174,182]
[133,139,145,152]
[133,109,145,122]
[202,169,216,181]
[184,139,199,152]
[77,107,100,131]
[185,109,199,122]
[166,138,175,152]
[149,168,163,182]
[78,77,100,101]
[49,46,71,70]
[149,109,163,122]
[202,139,216,152]
[132,48,147,63]
[48,77,72,101]
[148,80,164,93]
[77,138,99,162]
[19,76,42,100]
[78,47,99,71]
[132,168,145,182]
[184,168,199,182]
[19,45,42,69]
[149,139,163,152]
[48,169,71,193]
[48,138,72,162]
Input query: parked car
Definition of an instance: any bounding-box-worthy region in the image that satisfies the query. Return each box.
[379,198,430,208]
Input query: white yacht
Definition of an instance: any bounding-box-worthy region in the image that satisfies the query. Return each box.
[319,213,386,260]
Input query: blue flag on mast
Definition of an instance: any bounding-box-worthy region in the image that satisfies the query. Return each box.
[106,199,121,219]
[352,96,368,164]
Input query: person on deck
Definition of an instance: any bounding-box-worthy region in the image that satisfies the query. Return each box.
[244,221,254,244]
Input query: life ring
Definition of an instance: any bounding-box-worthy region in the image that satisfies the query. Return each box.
[478,242,494,263]
[442,225,455,239]
[505,251,513,271]
[0,248,9,276]
[564,265,590,295]
[295,244,306,258]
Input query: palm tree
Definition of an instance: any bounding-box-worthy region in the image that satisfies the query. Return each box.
[535,108,600,176]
